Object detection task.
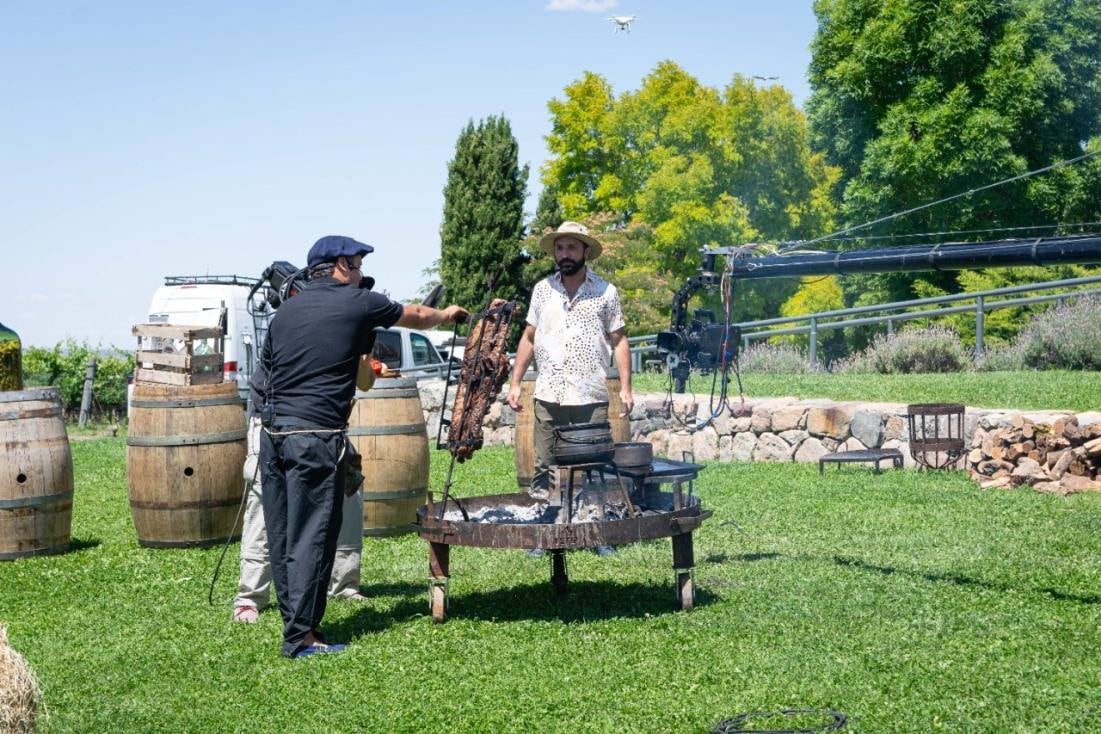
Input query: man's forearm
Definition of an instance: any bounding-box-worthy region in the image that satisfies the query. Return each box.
[511,335,534,386]
[612,335,632,388]
[396,304,449,330]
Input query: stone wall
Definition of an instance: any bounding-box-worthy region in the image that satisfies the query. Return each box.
[413,379,1101,494]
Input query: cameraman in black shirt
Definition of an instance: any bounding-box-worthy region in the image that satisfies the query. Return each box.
[260,235,467,658]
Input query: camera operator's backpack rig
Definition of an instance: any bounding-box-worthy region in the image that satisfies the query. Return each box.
[656,236,1101,410]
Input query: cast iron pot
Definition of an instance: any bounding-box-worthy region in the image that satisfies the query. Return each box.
[552,421,615,466]
[613,441,653,469]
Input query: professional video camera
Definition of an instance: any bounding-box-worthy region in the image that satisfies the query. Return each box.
[655,250,742,393]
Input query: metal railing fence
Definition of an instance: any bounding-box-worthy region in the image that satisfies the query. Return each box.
[626,274,1101,371]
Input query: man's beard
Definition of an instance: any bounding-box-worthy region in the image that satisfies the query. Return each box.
[557,257,585,276]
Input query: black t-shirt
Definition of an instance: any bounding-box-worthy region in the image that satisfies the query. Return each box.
[261,278,403,428]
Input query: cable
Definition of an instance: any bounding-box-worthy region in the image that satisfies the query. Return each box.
[806,221,1101,244]
[783,148,1101,251]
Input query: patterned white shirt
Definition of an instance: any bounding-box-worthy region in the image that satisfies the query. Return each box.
[526,269,626,406]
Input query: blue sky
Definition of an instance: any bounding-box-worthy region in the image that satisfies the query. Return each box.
[2,1,817,347]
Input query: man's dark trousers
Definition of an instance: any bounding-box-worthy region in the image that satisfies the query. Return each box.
[259,423,345,657]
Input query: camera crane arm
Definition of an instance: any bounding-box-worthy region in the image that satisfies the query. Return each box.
[659,234,1101,392]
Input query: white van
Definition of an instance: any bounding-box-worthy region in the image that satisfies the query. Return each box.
[143,275,272,400]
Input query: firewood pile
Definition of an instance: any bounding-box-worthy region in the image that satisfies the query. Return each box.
[968,414,1101,494]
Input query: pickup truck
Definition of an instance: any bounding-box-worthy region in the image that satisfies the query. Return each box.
[372,326,453,380]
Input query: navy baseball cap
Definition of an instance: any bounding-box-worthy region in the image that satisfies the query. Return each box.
[306,235,375,267]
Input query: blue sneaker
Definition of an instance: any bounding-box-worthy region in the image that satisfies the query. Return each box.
[526,548,546,558]
[291,643,347,659]
[593,545,616,557]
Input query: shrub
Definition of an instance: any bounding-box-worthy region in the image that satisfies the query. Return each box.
[997,296,1101,371]
[22,340,133,416]
[737,343,812,373]
[833,325,971,374]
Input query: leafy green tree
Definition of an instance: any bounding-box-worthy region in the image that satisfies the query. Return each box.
[440,115,529,313]
[542,62,838,322]
[807,0,1101,306]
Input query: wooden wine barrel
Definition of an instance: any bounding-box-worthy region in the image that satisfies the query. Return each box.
[349,378,428,537]
[606,366,631,444]
[514,368,631,486]
[126,381,246,548]
[0,388,73,560]
[513,371,537,487]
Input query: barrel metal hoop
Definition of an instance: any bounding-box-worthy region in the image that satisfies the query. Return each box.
[126,428,247,447]
[347,424,424,436]
[355,389,421,399]
[130,396,245,409]
[0,490,74,509]
[0,407,64,421]
[0,388,60,404]
[363,524,416,537]
[0,542,70,561]
[129,495,243,511]
[363,487,427,501]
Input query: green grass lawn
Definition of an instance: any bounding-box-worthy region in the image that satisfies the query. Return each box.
[3,440,1101,733]
[632,370,1101,412]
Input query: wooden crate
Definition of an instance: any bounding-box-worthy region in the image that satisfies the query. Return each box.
[133,323,225,386]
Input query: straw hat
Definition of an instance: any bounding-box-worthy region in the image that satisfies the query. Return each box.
[538,221,603,260]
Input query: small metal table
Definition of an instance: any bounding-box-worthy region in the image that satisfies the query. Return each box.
[818,448,903,475]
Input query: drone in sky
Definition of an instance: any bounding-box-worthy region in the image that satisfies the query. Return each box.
[608,15,636,33]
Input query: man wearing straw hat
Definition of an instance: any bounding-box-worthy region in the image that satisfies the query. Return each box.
[506,222,634,556]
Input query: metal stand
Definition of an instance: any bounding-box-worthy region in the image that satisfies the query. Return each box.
[551,550,569,595]
[907,403,965,469]
[672,532,695,611]
[428,541,450,623]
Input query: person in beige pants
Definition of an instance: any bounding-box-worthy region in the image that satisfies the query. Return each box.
[232,415,364,623]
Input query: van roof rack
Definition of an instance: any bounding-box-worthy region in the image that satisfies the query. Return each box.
[164,275,261,286]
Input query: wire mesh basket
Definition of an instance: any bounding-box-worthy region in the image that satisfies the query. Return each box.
[906,403,965,469]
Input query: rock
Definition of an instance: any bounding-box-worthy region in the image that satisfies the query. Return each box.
[968,448,983,465]
[692,427,719,461]
[850,410,883,448]
[731,416,753,433]
[806,405,856,440]
[710,409,732,436]
[499,403,517,427]
[717,435,734,462]
[1059,474,1101,493]
[485,400,502,426]
[667,431,695,462]
[418,380,447,411]
[884,414,908,441]
[794,437,828,463]
[980,476,1012,489]
[649,430,670,458]
[821,437,841,452]
[842,436,867,452]
[979,412,1015,430]
[753,432,793,462]
[1048,450,1074,480]
[778,429,809,446]
[729,432,757,462]
[770,406,806,432]
[750,406,772,433]
[1032,481,1069,495]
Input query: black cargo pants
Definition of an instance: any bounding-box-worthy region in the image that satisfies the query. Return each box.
[259,422,346,657]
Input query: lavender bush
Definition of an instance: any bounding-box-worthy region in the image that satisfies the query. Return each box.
[737,342,812,373]
[981,296,1101,371]
[833,325,971,374]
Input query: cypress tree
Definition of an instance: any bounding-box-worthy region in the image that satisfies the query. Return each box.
[440,115,529,314]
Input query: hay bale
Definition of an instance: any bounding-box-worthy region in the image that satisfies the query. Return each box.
[0,623,42,733]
